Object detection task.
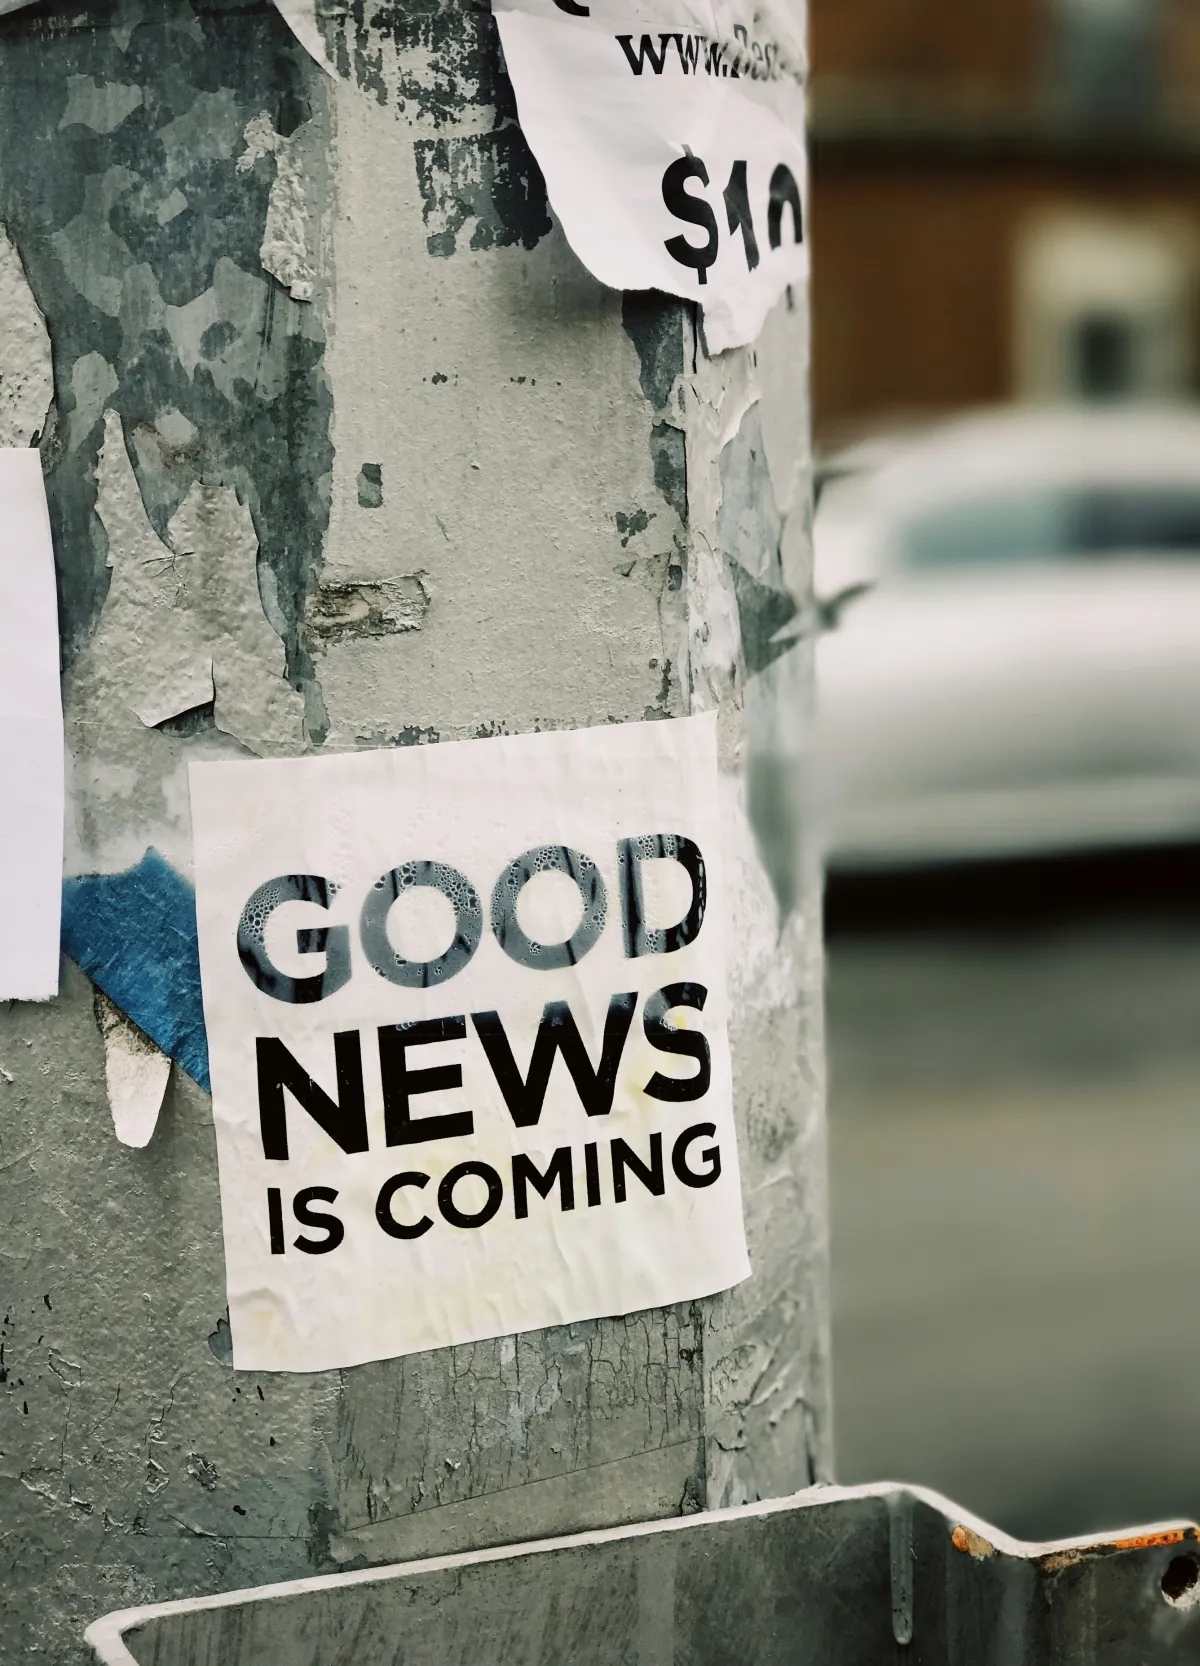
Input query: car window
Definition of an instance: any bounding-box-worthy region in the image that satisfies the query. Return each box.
[898,486,1200,569]
[898,492,1072,568]
[1076,488,1200,553]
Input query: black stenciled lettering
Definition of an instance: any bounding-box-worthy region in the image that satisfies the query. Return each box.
[360,861,482,989]
[672,1122,722,1188]
[616,31,673,73]
[376,1172,433,1240]
[768,163,803,249]
[584,1141,602,1206]
[662,156,718,285]
[512,1148,575,1219]
[267,1187,285,1255]
[256,1033,368,1161]
[293,1186,344,1254]
[675,31,701,73]
[617,834,707,958]
[438,1161,504,1230]
[553,0,589,13]
[238,874,350,1005]
[378,1017,474,1147]
[490,845,606,970]
[472,994,637,1127]
[611,1133,665,1202]
[643,983,711,1102]
[722,160,760,272]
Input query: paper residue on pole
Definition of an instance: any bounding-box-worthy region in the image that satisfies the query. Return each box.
[0,449,63,1001]
[95,990,172,1149]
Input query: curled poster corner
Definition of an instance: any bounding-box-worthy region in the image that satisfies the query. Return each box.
[95,989,171,1149]
[271,0,336,75]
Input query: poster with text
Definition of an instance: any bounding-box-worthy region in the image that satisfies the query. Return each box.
[190,715,748,1372]
[492,0,808,352]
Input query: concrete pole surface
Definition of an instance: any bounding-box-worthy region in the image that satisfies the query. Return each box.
[0,1,828,1659]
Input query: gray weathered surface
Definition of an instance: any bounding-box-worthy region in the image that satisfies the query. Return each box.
[87,1485,1200,1666]
[0,2,825,1658]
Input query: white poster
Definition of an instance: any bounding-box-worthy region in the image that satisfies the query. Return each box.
[190,716,748,1373]
[0,449,63,1001]
[493,0,808,352]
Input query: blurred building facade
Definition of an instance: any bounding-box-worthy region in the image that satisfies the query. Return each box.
[810,0,1200,439]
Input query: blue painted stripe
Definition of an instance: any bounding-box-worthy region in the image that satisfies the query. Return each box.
[61,848,211,1092]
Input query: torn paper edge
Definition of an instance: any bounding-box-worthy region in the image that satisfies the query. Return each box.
[95,987,171,1148]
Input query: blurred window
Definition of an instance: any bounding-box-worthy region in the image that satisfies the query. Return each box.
[1052,0,1158,123]
[1075,313,1135,400]
[899,487,1200,568]
[1077,487,1200,552]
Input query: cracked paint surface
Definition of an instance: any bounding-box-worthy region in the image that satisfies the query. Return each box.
[0,2,825,1659]
[83,409,306,751]
[0,220,51,446]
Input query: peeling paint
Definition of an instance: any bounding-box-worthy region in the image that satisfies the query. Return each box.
[414,130,551,258]
[326,0,518,128]
[88,410,304,755]
[0,219,51,447]
[308,575,430,644]
[0,3,334,690]
[356,463,383,508]
[237,112,318,302]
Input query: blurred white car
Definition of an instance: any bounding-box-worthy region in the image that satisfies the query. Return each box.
[814,407,1200,868]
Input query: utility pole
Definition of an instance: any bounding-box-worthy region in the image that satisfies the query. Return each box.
[0,1,825,1658]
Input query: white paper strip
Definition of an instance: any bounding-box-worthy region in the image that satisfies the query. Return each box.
[190,715,748,1372]
[493,0,808,352]
[0,449,63,1000]
[96,990,171,1149]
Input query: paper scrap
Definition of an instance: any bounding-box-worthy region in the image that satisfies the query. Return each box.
[0,449,63,1001]
[190,715,748,1373]
[62,849,211,1090]
[492,0,808,352]
[91,410,304,755]
[132,656,214,730]
[95,989,171,1148]
[270,0,336,74]
[0,219,53,448]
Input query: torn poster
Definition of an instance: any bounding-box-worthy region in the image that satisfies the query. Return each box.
[493,0,807,352]
[95,990,171,1150]
[0,449,62,1000]
[190,715,748,1372]
[61,849,211,1091]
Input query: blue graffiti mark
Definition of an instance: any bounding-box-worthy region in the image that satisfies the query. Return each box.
[61,849,210,1092]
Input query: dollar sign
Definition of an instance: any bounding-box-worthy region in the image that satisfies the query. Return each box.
[662,156,718,286]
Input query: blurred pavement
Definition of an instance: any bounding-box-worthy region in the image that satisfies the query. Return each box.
[827,867,1200,1542]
